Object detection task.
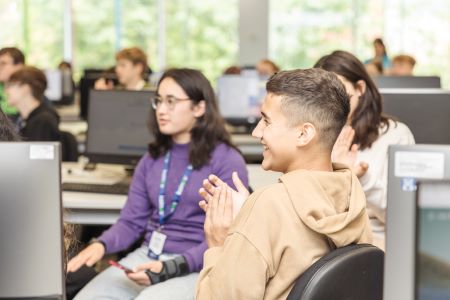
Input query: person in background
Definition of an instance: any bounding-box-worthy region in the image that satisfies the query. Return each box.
[365,38,391,71]
[223,65,241,75]
[58,61,76,104]
[68,68,248,300]
[256,59,280,77]
[95,47,152,91]
[390,54,416,76]
[0,47,25,118]
[5,66,60,141]
[315,50,415,231]
[195,68,372,299]
[365,61,383,77]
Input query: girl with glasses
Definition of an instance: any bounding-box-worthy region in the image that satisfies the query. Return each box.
[69,68,248,300]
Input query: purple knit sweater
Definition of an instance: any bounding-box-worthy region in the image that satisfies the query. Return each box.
[98,142,248,272]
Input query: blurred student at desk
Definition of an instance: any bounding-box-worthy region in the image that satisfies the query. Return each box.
[0,47,25,119]
[6,66,61,142]
[95,47,152,91]
[390,54,416,76]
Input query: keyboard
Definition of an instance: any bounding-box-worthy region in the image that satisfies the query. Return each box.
[62,182,130,195]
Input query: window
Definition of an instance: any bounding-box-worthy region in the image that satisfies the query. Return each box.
[270,0,354,69]
[269,0,450,87]
[165,0,239,81]
[73,0,116,78]
[0,0,63,69]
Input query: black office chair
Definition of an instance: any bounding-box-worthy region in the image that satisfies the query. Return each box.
[60,130,79,162]
[287,244,384,300]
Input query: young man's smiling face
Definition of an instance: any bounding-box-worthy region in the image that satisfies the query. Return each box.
[252,92,301,173]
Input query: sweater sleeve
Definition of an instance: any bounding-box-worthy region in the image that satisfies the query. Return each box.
[196,233,269,300]
[210,144,249,191]
[182,145,249,272]
[98,155,153,253]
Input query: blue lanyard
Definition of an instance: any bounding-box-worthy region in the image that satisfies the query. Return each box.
[157,151,193,225]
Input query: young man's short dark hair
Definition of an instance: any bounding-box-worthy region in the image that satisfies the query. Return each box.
[266,68,350,150]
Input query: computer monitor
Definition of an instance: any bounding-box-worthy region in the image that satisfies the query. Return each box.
[79,69,119,120]
[85,89,155,166]
[415,180,450,300]
[0,142,64,299]
[216,75,266,127]
[382,90,450,144]
[374,76,441,89]
[384,144,450,300]
[44,69,63,102]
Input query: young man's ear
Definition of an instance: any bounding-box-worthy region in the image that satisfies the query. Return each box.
[193,100,206,118]
[296,123,316,147]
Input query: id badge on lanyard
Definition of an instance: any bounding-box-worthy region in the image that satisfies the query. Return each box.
[149,229,167,257]
[148,151,192,258]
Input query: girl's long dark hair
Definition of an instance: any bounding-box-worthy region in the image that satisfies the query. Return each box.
[314,50,391,150]
[0,108,19,141]
[148,68,236,169]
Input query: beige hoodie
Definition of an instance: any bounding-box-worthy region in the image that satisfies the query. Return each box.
[196,163,373,300]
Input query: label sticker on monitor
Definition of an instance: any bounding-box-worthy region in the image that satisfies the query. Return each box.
[395,151,444,179]
[30,145,55,160]
[400,177,417,192]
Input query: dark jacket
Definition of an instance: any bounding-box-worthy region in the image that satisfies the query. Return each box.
[20,103,61,141]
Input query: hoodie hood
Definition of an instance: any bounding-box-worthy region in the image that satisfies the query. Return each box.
[279,163,372,247]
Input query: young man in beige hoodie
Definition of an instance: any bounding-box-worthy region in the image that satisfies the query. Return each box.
[196,68,373,300]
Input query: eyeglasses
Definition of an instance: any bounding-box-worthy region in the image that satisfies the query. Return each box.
[150,95,191,110]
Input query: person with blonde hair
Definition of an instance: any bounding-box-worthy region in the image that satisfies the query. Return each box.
[390,54,416,76]
[256,59,280,77]
[95,47,152,90]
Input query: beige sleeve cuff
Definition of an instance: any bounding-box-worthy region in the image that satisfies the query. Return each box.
[203,246,223,269]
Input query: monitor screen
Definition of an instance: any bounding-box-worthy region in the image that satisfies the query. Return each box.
[79,69,119,120]
[374,76,441,89]
[216,75,267,126]
[384,144,450,300]
[86,89,155,165]
[382,91,450,144]
[44,69,63,102]
[416,180,450,300]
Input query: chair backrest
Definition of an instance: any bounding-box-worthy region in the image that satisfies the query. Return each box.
[60,130,79,162]
[287,244,384,300]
